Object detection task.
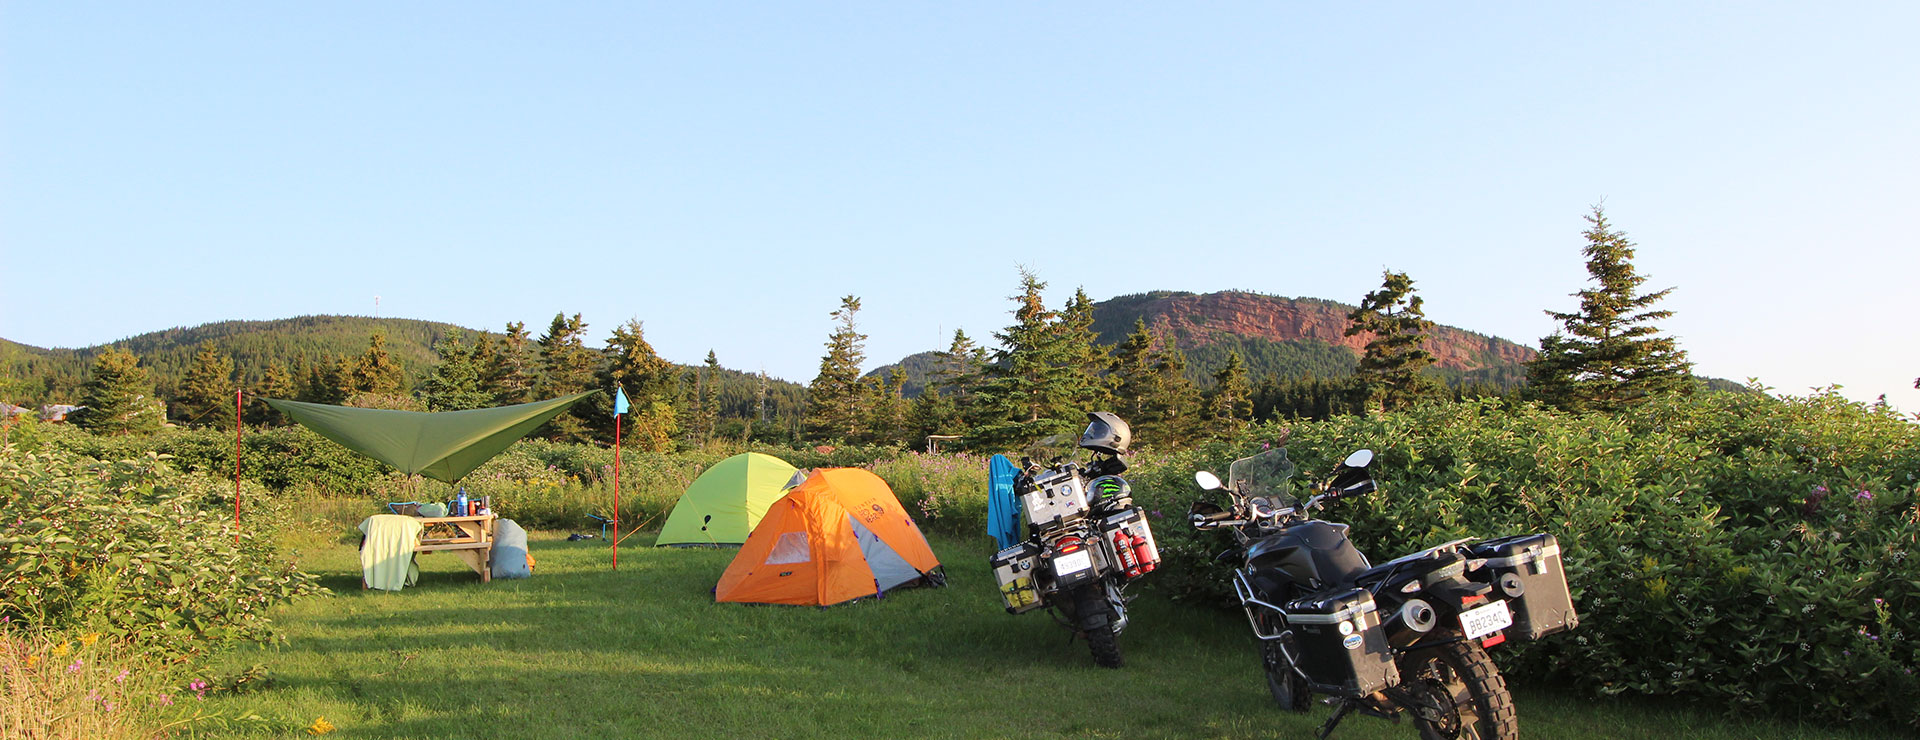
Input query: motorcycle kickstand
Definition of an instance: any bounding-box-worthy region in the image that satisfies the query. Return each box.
[1316,700,1356,740]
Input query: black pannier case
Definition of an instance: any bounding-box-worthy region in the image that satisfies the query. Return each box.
[1284,587,1399,697]
[1470,533,1578,640]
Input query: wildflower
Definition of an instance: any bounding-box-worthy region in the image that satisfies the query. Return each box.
[79,632,100,646]
[115,668,129,683]
[307,717,337,735]
[189,679,209,700]
[51,642,70,656]
[1875,598,1886,606]
[158,693,173,706]
[103,700,116,712]
[1855,490,1874,502]
[67,658,83,673]
[25,655,38,669]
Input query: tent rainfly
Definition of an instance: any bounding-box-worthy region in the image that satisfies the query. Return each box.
[715,468,943,606]
[656,452,801,547]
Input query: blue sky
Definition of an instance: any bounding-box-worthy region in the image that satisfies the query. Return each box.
[5,3,1916,410]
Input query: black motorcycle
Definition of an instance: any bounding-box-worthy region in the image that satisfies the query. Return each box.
[990,412,1161,668]
[1188,447,1578,739]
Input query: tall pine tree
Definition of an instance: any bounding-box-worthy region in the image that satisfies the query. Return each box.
[248,362,297,425]
[804,296,869,444]
[970,271,1090,450]
[1344,270,1440,412]
[347,333,411,408]
[535,313,598,442]
[1527,207,1694,413]
[73,348,165,435]
[177,342,237,428]
[487,321,538,405]
[599,319,679,452]
[421,329,491,411]
[1204,350,1254,431]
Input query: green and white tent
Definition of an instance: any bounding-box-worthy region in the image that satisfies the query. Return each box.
[656,452,801,547]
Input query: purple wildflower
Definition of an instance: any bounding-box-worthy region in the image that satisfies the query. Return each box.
[67,659,83,673]
[1855,490,1873,502]
[158,694,173,706]
[115,668,129,683]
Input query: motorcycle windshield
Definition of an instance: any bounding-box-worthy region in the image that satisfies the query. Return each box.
[1228,449,1299,509]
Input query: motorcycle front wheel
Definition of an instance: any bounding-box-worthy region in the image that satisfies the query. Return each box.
[1069,584,1124,668]
[1399,641,1518,740]
[1253,614,1311,712]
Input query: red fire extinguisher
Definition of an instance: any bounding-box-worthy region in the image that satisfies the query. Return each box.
[1131,527,1157,574]
[1112,529,1142,578]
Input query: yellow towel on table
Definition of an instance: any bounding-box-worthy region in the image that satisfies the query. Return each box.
[358,515,424,591]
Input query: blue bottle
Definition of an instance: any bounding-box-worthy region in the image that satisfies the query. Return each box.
[455,488,469,517]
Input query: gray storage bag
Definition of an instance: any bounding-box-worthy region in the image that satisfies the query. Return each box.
[490,518,533,579]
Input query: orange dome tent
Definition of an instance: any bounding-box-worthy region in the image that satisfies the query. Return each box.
[715,468,944,606]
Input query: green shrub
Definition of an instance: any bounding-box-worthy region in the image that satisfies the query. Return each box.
[1131,391,1920,727]
[0,443,322,662]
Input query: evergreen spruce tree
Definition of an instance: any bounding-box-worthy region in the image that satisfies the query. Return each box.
[969,272,1072,450]
[487,321,538,405]
[1344,270,1440,412]
[177,342,237,428]
[804,296,869,444]
[535,313,599,442]
[420,329,491,411]
[1141,344,1203,446]
[73,348,165,435]
[599,319,678,452]
[298,359,347,404]
[862,367,910,448]
[248,362,297,425]
[930,329,988,430]
[1057,288,1114,411]
[1527,207,1694,413]
[349,332,408,399]
[1109,319,1158,424]
[1204,350,1254,430]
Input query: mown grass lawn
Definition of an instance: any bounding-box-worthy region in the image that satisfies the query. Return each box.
[205,526,1884,740]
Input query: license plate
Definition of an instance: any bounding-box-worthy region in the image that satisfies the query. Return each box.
[1053,550,1094,577]
[1460,600,1513,640]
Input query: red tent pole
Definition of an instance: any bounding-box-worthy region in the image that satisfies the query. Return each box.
[234,389,243,547]
[613,413,621,570]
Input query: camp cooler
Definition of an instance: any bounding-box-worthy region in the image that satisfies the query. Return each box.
[1469,533,1578,640]
[1283,587,1399,697]
[990,542,1045,614]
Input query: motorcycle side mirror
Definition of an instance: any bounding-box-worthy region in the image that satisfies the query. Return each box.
[1194,471,1224,491]
[1343,449,1374,469]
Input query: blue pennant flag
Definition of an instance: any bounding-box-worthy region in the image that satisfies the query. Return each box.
[613,386,630,416]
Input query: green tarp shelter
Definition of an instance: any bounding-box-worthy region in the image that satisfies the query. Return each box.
[263,392,597,483]
[656,452,801,546]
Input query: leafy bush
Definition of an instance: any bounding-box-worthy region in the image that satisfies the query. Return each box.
[1130,390,1920,727]
[0,443,323,662]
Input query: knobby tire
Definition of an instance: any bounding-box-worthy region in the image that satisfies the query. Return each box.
[1402,640,1518,740]
[1073,585,1124,668]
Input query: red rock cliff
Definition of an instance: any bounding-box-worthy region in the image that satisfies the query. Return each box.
[1130,291,1534,372]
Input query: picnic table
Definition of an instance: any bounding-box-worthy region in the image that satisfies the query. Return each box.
[415,514,497,583]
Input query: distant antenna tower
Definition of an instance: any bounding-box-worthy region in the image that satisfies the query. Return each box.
[374,296,381,318]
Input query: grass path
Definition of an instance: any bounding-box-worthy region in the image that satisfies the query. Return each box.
[205,527,1883,739]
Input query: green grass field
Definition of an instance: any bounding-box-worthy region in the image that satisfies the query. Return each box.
[200,525,1887,740]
